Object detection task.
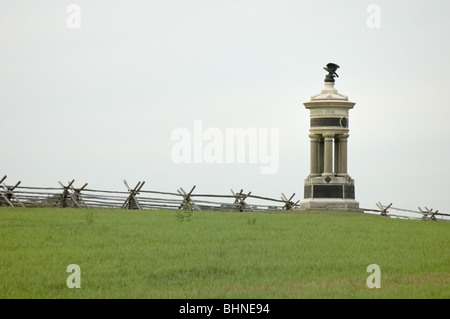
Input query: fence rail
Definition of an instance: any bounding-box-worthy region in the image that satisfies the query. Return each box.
[1,175,448,221]
[361,202,450,222]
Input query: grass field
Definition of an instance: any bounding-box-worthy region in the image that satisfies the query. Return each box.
[0,207,448,298]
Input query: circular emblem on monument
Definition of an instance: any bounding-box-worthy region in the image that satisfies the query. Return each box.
[340,117,348,128]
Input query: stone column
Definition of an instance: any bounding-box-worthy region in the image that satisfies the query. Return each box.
[309,134,320,176]
[338,134,349,175]
[318,139,324,174]
[323,133,334,175]
[334,138,340,174]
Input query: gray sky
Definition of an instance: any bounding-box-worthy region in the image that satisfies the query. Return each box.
[1,0,450,212]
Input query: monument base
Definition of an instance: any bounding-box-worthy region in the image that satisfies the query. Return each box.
[298,198,362,212]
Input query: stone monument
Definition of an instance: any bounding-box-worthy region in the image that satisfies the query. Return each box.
[299,63,361,211]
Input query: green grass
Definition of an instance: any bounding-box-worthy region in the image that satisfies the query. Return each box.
[0,207,448,298]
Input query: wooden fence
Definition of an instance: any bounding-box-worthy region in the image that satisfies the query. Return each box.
[0,176,292,212]
[363,202,450,221]
[1,175,449,221]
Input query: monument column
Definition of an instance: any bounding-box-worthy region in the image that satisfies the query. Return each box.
[323,133,334,175]
[309,134,320,176]
[338,134,349,176]
[334,138,340,174]
[318,139,324,174]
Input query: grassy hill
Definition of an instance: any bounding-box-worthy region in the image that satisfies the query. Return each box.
[0,207,448,298]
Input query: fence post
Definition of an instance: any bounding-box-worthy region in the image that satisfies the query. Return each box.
[122,180,145,210]
[281,193,299,210]
[231,189,252,212]
[0,177,25,207]
[418,207,438,221]
[177,185,201,211]
[376,202,392,217]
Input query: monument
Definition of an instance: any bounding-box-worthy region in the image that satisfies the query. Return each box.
[299,63,361,211]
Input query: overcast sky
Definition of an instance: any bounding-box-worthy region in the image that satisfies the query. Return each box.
[1,0,449,212]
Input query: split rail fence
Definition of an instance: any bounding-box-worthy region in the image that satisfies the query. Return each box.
[1,175,449,221]
[0,176,293,212]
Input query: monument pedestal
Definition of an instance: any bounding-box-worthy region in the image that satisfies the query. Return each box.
[299,199,361,211]
[299,67,361,212]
